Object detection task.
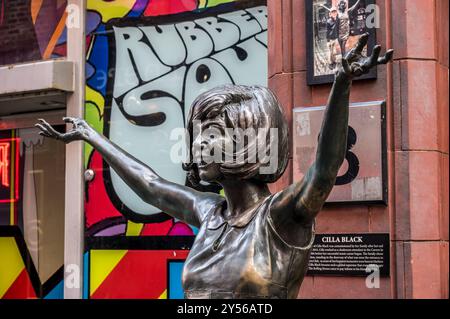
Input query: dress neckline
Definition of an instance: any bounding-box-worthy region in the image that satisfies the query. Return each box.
[207,194,274,230]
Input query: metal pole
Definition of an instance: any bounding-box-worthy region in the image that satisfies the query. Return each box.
[64,0,86,299]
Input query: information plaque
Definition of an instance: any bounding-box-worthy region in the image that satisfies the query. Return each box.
[307,233,390,277]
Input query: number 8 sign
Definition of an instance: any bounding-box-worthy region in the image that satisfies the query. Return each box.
[293,101,387,204]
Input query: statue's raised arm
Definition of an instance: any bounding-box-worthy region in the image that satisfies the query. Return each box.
[270,34,393,245]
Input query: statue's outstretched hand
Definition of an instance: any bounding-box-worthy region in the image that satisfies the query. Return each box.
[35,117,92,144]
[339,33,394,80]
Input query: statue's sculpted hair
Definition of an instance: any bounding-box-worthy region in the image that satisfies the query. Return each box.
[183,84,289,186]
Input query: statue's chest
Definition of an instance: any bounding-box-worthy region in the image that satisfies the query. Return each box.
[182,215,273,292]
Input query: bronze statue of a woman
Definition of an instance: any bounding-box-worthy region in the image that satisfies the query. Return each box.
[36,34,393,299]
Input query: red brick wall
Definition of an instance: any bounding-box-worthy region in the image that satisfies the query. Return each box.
[391,0,448,299]
[267,0,449,299]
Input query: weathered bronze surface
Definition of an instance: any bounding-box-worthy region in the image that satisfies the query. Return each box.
[36,34,393,299]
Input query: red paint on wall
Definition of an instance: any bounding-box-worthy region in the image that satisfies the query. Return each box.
[144,0,198,16]
[2,268,37,299]
[91,250,189,299]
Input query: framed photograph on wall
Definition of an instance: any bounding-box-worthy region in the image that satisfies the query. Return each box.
[306,0,377,85]
[293,101,387,204]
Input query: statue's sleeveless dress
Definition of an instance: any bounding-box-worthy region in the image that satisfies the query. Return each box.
[182,194,315,299]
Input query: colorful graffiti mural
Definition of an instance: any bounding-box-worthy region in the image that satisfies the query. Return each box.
[84,0,268,299]
[0,0,67,65]
[0,226,64,299]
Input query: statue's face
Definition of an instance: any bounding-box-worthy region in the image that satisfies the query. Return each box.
[191,118,228,183]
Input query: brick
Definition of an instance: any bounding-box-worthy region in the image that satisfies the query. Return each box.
[297,276,314,299]
[400,60,440,152]
[368,206,390,233]
[316,206,370,234]
[436,0,449,67]
[440,242,449,298]
[440,154,449,240]
[311,84,332,107]
[281,0,293,73]
[268,159,292,194]
[349,65,389,102]
[391,0,408,59]
[394,151,411,241]
[267,0,283,78]
[292,0,307,72]
[394,151,441,241]
[407,241,442,299]
[408,151,441,240]
[293,71,312,107]
[392,61,403,151]
[392,0,437,60]
[437,63,449,154]
[394,241,409,298]
[268,72,293,155]
[304,277,391,299]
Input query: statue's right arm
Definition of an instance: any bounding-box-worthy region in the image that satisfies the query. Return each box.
[35,118,222,228]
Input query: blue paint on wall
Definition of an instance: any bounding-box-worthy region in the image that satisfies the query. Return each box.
[168,261,184,299]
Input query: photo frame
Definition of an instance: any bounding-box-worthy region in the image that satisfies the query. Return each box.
[306,0,377,85]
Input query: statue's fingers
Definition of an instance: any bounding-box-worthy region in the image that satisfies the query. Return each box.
[35,124,53,136]
[353,66,364,77]
[355,33,369,53]
[35,123,46,131]
[37,119,54,130]
[63,116,80,129]
[378,49,394,64]
[63,117,77,127]
[38,131,51,138]
[343,48,356,61]
[63,117,75,123]
[368,45,381,67]
[342,58,352,75]
[351,62,362,71]
[40,120,62,136]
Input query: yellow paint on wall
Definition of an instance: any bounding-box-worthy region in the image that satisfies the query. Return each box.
[158,290,167,299]
[206,0,235,8]
[87,0,137,23]
[86,86,105,116]
[90,250,128,296]
[126,221,144,236]
[0,238,25,298]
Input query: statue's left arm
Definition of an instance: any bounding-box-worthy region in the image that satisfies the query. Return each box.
[270,34,393,244]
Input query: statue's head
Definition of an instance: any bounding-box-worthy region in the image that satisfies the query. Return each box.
[183,85,289,186]
[338,0,347,12]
